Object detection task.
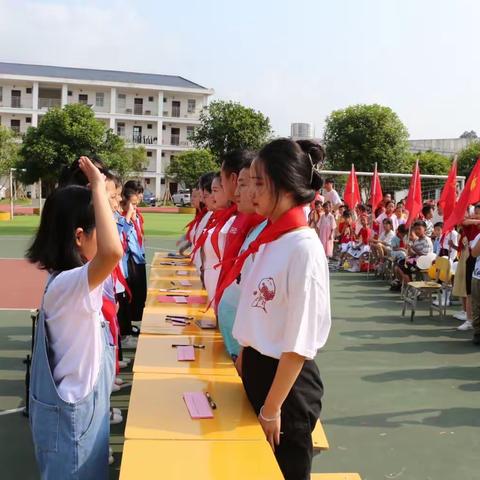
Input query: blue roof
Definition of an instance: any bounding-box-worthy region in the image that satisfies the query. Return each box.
[0,62,208,90]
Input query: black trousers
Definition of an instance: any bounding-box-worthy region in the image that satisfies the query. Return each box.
[116,291,131,337]
[241,347,323,480]
[127,256,147,324]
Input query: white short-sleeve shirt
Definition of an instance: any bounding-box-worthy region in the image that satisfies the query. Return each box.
[193,211,212,272]
[203,215,236,302]
[324,189,342,208]
[233,228,331,360]
[43,263,104,403]
[376,213,399,236]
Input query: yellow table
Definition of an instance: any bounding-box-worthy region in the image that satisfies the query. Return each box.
[145,292,207,309]
[125,373,264,441]
[133,334,235,376]
[141,309,219,337]
[148,279,206,295]
[152,251,191,264]
[120,440,283,480]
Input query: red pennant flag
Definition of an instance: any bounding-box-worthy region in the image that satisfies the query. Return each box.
[438,157,458,223]
[444,157,480,233]
[405,160,422,227]
[369,163,383,212]
[343,164,361,210]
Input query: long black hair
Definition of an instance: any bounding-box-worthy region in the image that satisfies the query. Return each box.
[254,138,324,205]
[26,186,95,272]
[221,150,256,177]
[199,172,215,194]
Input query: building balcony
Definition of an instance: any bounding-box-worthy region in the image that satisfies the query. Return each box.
[117,107,154,116]
[162,135,193,149]
[39,98,61,109]
[120,134,158,145]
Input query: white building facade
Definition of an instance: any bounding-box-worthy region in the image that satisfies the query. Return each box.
[0,62,214,198]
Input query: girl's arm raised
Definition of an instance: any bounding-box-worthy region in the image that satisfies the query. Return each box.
[79,157,124,290]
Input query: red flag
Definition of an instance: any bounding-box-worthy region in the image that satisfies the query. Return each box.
[405,160,422,227]
[444,157,480,233]
[369,163,383,212]
[438,157,458,222]
[343,164,361,210]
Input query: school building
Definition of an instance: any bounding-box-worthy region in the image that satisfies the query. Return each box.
[0,62,214,198]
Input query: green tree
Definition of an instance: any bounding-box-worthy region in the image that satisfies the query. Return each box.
[17,103,147,190]
[406,151,451,176]
[457,140,480,177]
[0,125,19,176]
[324,104,410,175]
[191,100,272,159]
[166,149,218,190]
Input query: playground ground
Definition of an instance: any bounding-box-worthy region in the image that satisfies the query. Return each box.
[1,214,479,479]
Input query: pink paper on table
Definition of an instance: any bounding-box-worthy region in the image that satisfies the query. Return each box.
[179,280,192,287]
[176,270,189,276]
[173,296,188,304]
[157,295,206,304]
[177,345,195,361]
[183,392,214,419]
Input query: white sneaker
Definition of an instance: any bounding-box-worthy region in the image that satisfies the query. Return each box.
[122,335,138,349]
[453,311,467,321]
[110,411,123,424]
[109,455,114,465]
[111,383,121,392]
[115,377,124,386]
[119,360,129,369]
[109,447,113,456]
[457,320,473,331]
[112,407,121,416]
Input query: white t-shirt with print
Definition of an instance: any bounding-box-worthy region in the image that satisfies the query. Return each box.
[203,215,236,302]
[233,227,331,360]
[323,189,342,208]
[43,263,104,403]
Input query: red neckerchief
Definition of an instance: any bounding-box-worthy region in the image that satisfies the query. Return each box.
[210,204,238,260]
[121,211,143,247]
[137,210,145,235]
[112,264,131,301]
[214,212,265,306]
[190,210,221,259]
[212,205,307,309]
[185,208,207,240]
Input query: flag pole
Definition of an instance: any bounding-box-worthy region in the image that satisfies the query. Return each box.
[366,162,377,279]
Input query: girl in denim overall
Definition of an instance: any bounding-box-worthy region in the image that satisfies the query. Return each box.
[26,157,124,479]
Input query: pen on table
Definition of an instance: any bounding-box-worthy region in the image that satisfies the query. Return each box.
[166,294,189,297]
[171,344,205,349]
[205,392,217,409]
[170,281,176,286]
[166,315,193,320]
[166,319,190,325]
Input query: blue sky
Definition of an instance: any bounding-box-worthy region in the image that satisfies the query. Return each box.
[1,0,479,139]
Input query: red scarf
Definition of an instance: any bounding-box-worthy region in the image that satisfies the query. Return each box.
[210,204,238,260]
[215,212,265,304]
[213,205,307,308]
[121,211,143,247]
[112,264,131,300]
[185,208,207,241]
[137,210,145,235]
[190,210,221,259]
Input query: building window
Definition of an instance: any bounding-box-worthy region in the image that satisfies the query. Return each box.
[10,119,20,134]
[117,93,126,109]
[117,122,125,137]
[187,99,196,113]
[0,86,2,102]
[68,90,73,96]
[26,117,32,123]
[78,94,88,105]
[26,87,32,94]
[95,92,105,107]
[186,126,195,138]
[162,125,166,130]
[147,151,153,157]
[147,124,153,129]
[172,101,181,118]
[148,96,154,102]
[163,97,167,103]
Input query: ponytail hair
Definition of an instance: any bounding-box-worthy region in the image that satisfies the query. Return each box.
[255,138,324,205]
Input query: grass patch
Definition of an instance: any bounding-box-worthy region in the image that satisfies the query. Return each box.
[0,212,192,237]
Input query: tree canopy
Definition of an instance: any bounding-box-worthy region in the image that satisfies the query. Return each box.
[166,149,218,190]
[16,103,147,189]
[323,104,410,173]
[191,100,272,159]
[406,151,451,176]
[457,140,480,177]
[0,126,19,176]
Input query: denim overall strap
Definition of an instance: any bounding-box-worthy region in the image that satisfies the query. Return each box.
[29,273,115,480]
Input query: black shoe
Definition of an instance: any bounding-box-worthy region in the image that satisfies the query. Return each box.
[472,335,480,345]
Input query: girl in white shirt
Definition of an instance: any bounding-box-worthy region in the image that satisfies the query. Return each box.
[232,138,331,480]
[26,157,123,478]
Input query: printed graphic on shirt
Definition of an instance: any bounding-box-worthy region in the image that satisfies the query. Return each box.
[251,277,276,312]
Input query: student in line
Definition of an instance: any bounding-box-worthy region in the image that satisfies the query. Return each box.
[26,157,123,479]
[202,173,236,303]
[318,201,336,258]
[231,138,331,480]
[217,156,267,358]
